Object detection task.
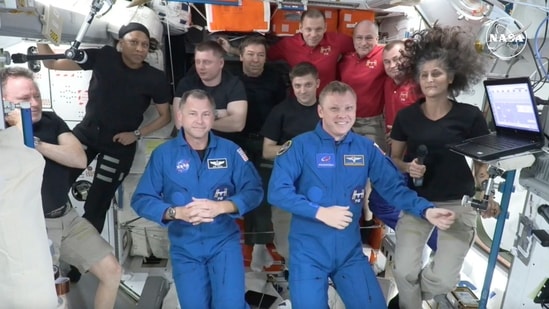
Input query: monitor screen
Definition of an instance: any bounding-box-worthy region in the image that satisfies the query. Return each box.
[485,82,540,133]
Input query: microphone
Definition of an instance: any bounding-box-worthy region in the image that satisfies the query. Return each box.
[413,144,428,187]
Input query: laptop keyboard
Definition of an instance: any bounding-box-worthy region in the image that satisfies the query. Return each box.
[479,135,528,150]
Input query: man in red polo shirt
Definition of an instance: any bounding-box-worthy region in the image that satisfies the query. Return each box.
[219,9,353,94]
[338,20,387,151]
[267,9,353,93]
[382,40,421,147]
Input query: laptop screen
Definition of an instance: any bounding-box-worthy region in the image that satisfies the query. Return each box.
[484,79,541,133]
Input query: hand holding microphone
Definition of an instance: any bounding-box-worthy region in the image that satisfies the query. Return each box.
[410,145,428,187]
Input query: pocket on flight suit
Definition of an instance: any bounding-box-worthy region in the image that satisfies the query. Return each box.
[305,184,327,205]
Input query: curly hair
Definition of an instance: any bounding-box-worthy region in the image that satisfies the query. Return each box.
[400,23,486,98]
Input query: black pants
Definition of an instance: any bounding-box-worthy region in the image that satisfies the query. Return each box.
[70,123,136,233]
[233,135,274,245]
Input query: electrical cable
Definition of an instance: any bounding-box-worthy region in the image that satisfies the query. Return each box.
[533,15,549,80]
[537,0,548,52]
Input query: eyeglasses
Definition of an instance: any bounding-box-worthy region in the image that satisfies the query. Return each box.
[124,39,150,50]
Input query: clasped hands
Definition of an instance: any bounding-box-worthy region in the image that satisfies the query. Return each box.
[175,197,222,225]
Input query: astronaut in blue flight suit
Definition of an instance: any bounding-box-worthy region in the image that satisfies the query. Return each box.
[132,89,263,309]
[268,81,456,309]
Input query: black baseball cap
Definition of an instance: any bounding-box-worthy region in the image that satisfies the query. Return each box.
[118,22,150,40]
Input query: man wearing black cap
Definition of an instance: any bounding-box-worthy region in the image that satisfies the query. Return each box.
[36,22,171,280]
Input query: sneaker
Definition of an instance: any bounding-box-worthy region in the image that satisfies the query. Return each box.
[387,294,399,309]
[250,244,273,272]
[277,299,292,309]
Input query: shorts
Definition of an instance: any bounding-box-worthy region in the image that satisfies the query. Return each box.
[46,208,113,273]
[353,115,387,152]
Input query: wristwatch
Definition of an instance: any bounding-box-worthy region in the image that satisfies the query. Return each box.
[133,129,142,140]
[167,207,176,220]
[33,136,41,147]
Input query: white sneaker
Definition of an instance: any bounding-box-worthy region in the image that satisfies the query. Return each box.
[250,244,274,272]
[277,299,292,309]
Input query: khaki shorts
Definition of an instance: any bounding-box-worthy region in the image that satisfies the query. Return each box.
[353,115,387,152]
[46,209,113,273]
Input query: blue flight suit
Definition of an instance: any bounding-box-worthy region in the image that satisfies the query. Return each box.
[268,123,434,309]
[132,130,263,309]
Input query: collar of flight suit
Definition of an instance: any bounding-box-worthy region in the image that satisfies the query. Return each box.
[313,121,355,145]
[176,128,218,150]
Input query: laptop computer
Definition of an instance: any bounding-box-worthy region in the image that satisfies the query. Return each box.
[448,77,545,161]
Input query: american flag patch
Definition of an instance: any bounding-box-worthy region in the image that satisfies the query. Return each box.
[237,148,249,162]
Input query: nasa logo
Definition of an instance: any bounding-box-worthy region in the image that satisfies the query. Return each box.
[176,159,190,173]
[484,17,527,60]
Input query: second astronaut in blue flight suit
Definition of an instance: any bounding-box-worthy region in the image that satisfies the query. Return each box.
[268,81,456,309]
[132,89,263,309]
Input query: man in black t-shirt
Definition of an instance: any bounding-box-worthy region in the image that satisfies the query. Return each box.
[231,36,287,138]
[227,36,287,271]
[37,22,171,282]
[260,62,321,262]
[3,67,121,309]
[174,40,247,135]
[261,62,320,157]
[36,23,172,235]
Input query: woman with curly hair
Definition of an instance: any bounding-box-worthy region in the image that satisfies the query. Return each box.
[387,24,501,308]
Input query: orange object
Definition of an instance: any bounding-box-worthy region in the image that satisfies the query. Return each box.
[320,8,339,32]
[271,9,301,36]
[338,9,375,36]
[369,250,378,265]
[55,277,70,296]
[368,218,385,250]
[206,0,270,32]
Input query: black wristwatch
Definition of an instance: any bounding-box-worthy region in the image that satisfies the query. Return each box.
[167,207,176,220]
